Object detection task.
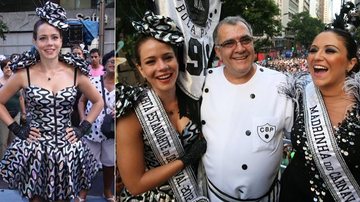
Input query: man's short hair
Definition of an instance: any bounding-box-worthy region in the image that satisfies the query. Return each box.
[90,48,100,55]
[213,16,253,44]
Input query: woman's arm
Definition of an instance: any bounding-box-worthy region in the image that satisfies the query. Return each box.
[77,93,88,121]
[117,111,185,195]
[0,72,25,125]
[19,89,26,122]
[76,71,103,123]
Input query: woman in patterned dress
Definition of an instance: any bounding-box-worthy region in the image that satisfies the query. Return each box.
[78,50,116,201]
[279,25,360,202]
[0,2,103,202]
[116,11,207,201]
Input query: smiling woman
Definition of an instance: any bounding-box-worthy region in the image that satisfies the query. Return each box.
[0,2,104,202]
[116,11,208,202]
[279,27,360,202]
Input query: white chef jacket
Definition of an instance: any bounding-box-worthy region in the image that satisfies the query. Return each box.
[201,64,293,201]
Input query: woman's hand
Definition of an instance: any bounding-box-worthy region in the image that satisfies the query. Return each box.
[8,121,40,141]
[65,120,92,144]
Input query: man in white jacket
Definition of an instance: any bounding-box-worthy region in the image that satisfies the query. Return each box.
[201,16,294,202]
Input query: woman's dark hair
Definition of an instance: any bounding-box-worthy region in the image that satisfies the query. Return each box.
[0,59,10,71]
[324,28,360,74]
[71,44,83,52]
[134,35,178,64]
[71,44,86,59]
[33,19,62,40]
[102,50,115,66]
[133,34,199,124]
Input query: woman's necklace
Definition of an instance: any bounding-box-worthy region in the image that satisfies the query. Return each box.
[46,72,55,81]
[166,109,178,116]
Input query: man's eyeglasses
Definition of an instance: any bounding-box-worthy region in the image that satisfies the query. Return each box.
[216,36,253,49]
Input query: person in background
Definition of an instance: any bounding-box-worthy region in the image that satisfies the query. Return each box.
[279,24,360,202]
[0,2,103,202]
[201,16,293,201]
[0,58,26,159]
[71,44,86,127]
[78,50,116,202]
[89,48,104,77]
[116,11,207,201]
[72,44,86,60]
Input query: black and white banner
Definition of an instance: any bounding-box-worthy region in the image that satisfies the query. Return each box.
[155,0,222,100]
[304,82,360,202]
[135,89,208,201]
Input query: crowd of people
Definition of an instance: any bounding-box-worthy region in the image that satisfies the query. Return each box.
[259,57,308,73]
[116,6,360,202]
[1,1,359,202]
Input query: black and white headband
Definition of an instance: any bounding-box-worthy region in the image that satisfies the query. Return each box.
[132,11,184,46]
[36,1,69,30]
[326,1,360,35]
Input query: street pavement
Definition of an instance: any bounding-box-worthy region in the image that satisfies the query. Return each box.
[0,170,112,202]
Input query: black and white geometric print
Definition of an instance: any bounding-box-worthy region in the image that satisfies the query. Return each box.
[9,50,38,72]
[0,85,99,200]
[60,53,90,76]
[132,11,184,46]
[9,50,89,76]
[35,1,69,30]
[115,83,145,118]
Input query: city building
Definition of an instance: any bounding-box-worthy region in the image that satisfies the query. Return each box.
[0,0,114,57]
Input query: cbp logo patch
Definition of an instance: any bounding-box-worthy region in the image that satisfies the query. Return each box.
[257,123,276,143]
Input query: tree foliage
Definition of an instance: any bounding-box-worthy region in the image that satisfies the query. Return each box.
[221,0,281,37]
[221,0,282,51]
[286,12,324,49]
[0,20,8,40]
[116,0,283,55]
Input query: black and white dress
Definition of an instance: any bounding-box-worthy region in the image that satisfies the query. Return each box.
[116,85,203,202]
[279,73,360,202]
[0,53,99,201]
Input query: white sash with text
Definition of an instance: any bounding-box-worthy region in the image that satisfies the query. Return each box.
[135,89,208,202]
[304,82,360,201]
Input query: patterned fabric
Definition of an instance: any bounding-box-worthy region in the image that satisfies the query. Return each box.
[85,76,115,142]
[132,11,184,46]
[60,53,90,76]
[120,120,201,201]
[0,85,99,200]
[115,83,145,118]
[35,1,69,30]
[9,50,38,72]
[9,51,89,76]
[279,74,360,201]
[280,94,360,202]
